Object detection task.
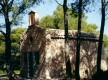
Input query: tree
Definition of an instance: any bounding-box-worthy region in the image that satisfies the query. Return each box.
[11,28,26,54]
[39,15,54,28]
[11,28,26,70]
[0,0,41,79]
[39,5,64,29]
[0,28,25,70]
[63,0,72,78]
[40,5,98,33]
[97,0,106,73]
[74,0,83,79]
[53,5,64,29]
[71,0,99,79]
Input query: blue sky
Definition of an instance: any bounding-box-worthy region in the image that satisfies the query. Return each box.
[21,0,108,35]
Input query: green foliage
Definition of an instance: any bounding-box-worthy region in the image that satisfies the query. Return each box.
[0,70,20,74]
[103,35,108,64]
[11,28,25,69]
[0,34,5,53]
[11,28,26,56]
[0,0,42,26]
[40,5,98,33]
[0,28,26,69]
[40,15,54,28]
[53,6,64,29]
[81,22,98,33]
[0,70,6,74]
[0,47,4,53]
[0,28,25,54]
[103,35,108,48]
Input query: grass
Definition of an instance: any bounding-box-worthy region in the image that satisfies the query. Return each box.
[0,70,6,74]
[14,70,20,74]
[0,70,20,74]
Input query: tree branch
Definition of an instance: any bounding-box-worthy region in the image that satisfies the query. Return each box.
[8,0,14,10]
[0,28,6,37]
[0,1,4,14]
[55,0,71,12]
[0,2,3,6]
[55,0,63,6]
[9,0,14,6]
[11,0,38,23]
[11,4,26,23]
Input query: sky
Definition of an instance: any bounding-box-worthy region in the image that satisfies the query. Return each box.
[21,0,108,35]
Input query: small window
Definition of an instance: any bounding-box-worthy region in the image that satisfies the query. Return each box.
[29,36,33,43]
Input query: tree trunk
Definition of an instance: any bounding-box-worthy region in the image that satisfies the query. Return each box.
[63,0,72,78]
[4,8,13,80]
[75,0,82,80]
[97,0,105,73]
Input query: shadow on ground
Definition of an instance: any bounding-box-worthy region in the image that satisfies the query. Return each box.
[91,70,108,80]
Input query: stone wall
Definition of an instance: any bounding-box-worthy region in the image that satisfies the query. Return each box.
[20,25,107,79]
